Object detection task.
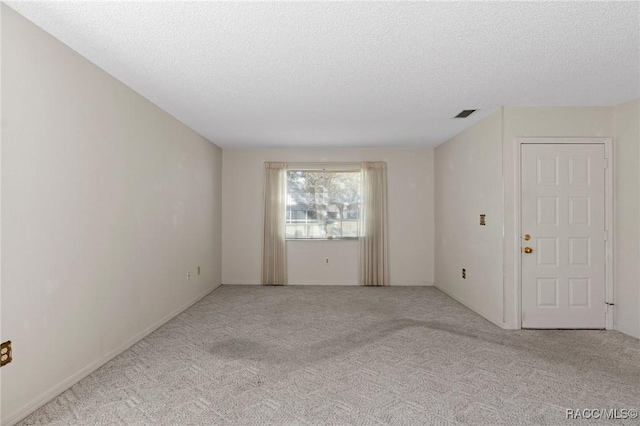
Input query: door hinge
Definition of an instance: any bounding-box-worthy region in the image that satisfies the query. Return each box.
[604,230,608,241]
[603,158,608,169]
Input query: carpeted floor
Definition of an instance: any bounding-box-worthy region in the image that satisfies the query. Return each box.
[19,285,640,425]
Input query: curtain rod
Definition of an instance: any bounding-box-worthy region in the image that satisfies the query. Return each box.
[283,162,362,171]
[264,161,364,165]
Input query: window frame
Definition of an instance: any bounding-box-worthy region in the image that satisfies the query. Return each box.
[285,164,362,241]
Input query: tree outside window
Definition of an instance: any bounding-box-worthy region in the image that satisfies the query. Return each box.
[286,170,360,239]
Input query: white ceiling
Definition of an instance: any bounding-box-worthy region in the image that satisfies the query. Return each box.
[6,1,640,148]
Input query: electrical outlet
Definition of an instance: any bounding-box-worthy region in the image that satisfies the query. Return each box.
[325,258,329,264]
[187,270,191,280]
[1,341,12,367]
[462,268,466,279]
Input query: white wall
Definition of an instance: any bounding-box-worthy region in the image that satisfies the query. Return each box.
[502,107,614,328]
[434,110,505,326]
[436,105,640,338]
[1,6,222,424]
[613,98,640,339]
[0,5,4,420]
[222,148,434,286]
[288,240,360,285]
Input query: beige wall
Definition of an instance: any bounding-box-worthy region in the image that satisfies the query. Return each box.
[437,104,639,338]
[288,240,359,285]
[613,98,640,339]
[434,110,505,326]
[222,148,434,286]
[1,6,222,424]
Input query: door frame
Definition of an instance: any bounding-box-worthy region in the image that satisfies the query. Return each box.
[514,137,614,329]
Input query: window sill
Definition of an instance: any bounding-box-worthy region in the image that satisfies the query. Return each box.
[286,237,359,241]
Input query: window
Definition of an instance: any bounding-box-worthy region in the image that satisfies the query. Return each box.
[286,170,361,239]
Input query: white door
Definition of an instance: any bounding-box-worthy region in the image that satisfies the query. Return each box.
[521,144,606,328]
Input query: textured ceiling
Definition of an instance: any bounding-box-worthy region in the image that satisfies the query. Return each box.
[6,1,640,148]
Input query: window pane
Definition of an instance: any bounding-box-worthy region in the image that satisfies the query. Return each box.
[286,170,361,239]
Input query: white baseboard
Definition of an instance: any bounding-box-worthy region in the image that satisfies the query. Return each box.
[614,323,640,340]
[3,282,221,426]
[288,281,359,286]
[222,281,435,286]
[434,283,508,329]
[391,282,434,286]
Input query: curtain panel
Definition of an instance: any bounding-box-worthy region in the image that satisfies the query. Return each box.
[262,162,287,285]
[359,162,389,286]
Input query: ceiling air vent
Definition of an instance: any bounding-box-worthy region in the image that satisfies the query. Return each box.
[454,109,477,118]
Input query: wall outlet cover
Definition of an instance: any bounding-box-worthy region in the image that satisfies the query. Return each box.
[1,341,13,367]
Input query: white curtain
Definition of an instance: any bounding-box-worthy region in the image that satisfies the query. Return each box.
[262,162,287,285]
[359,162,389,286]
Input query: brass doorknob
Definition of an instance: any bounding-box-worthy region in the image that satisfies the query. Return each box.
[523,247,533,254]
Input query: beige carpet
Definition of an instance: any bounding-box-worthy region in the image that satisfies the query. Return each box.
[19,285,640,425]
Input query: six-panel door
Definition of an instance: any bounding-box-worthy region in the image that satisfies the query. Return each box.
[521,144,606,329]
